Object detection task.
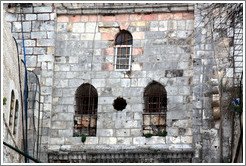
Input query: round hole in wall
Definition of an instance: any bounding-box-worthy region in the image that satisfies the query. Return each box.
[113,97,127,111]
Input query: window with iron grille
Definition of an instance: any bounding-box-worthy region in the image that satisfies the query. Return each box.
[143,81,167,135]
[74,83,98,136]
[115,30,133,71]
[9,90,15,131]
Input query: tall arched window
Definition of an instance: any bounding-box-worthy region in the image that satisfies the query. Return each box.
[74,83,98,136]
[13,100,19,135]
[9,90,15,131]
[115,30,133,71]
[143,81,167,135]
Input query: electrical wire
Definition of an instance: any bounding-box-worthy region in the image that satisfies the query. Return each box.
[12,36,26,161]
[28,70,41,159]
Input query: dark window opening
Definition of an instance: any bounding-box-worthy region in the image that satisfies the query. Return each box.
[9,90,15,129]
[13,100,19,135]
[113,97,127,111]
[115,30,133,70]
[74,83,98,136]
[143,81,167,135]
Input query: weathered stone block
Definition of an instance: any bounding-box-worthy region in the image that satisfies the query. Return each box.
[50,137,64,145]
[22,22,31,32]
[85,137,99,145]
[26,55,36,67]
[149,21,158,31]
[34,47,46,55]
[98,137,117,145]
[168,20,177,30]
[34,6,53,13]
[38,14,49,20]
[85,22,97,32]
[57,23,67,32]
[117,137,132,145]
[24,40,36,47]
[186,20,194,30]
[38,54,53,61]
[123,120,140,128]
[166,136,181,144]
[116,129,130,136]
[25,47,33,54]
[51,121,66,130]
[40,21,55,31]
[92,79,106,88]
[145,31,164,39]
[50,13,56,20]
[72,23,85,33]
[133,137,146,145]
[58,130,73,137]
[54,79,68,88]
[180,136,193,143]
[37,39,55,46]
[26,14,37,20]
[31,32,47,39]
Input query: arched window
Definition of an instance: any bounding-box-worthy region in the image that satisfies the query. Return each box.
[13,100,19,135]
[115,30,133,71]
[74,83,98,136]
[143,81,167,135]
[9,90,15,131]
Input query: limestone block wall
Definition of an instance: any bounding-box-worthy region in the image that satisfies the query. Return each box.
[3,3,56,162]
[51,9,194,154]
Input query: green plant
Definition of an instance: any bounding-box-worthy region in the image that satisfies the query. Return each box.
[157,131,167,137]
[144,133,153,138]
[73,133,80,137]
[153,149,158,154]
[81,134,86,143]
[3,97,7,105]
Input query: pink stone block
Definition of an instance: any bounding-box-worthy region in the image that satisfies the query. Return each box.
[173,13,182,20]
[57,15,69,22]
[142,14,157,21]
[116,14,129,22]
[158,13,174,20]
[183,13,194,19]
[81,16,89,22]
[130,14,142,21]
[70,15,80,22]
[132,32,145,40]
[89,15,100,22]
[102,32,115,40]
[103,48,114,56]
[101,15,115,22]
[132,48,143,55]
[102,63,114,71]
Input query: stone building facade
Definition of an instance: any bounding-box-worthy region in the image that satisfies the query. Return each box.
[2,2,243,163]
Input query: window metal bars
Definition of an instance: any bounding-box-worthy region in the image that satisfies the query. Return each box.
[74,84,98,136]
[143,113,166,134]
[144,95,167,113]
[115,30,132,71]
[115,46,132,70]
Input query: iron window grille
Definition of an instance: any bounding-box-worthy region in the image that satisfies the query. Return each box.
[74,83,98,136]
[13,100,19,135]
[143,81,167,135]
[9,90,15,130]
[114,30,133,71]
